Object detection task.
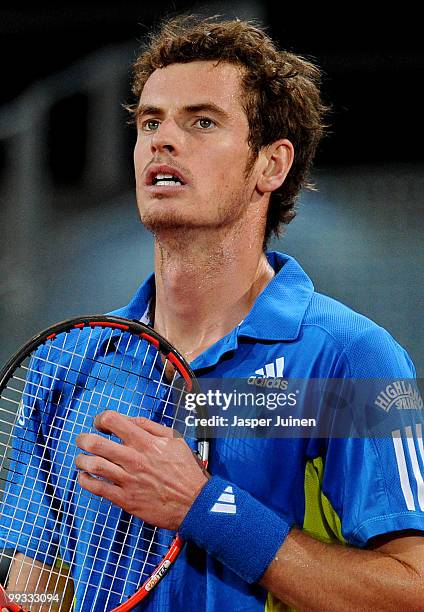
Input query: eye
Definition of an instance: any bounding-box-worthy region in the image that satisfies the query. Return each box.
[141,119,160,132]
[194,117,216,130]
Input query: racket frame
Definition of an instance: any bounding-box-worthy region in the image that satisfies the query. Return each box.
[0,315,209,611]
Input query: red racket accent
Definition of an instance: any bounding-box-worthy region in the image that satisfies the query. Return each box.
[73,321,130,331]
[140,332,160,349]
[89,321,130,331]
[0,585,27,612]
[167,352,193,391]
[111,535,184,612]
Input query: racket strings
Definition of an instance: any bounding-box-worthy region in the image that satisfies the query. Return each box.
[1,368,190,432]
[36,326,132,608]
[0,541,165,584]
[0,326,110,604]
[4,372,184,412]
[0,552,159,605]
[0,387,189,460]
[0,324,197,611]
[0,352,191,469]
[0,498,171,556]
[72,330,180,610]
[22,333,187,392]
[51,329,179,609]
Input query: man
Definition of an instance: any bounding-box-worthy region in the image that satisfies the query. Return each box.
[72,15,424,610]
[4,15,424,611]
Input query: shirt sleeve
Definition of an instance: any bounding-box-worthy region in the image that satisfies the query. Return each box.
[322,325,424,546]
[0,349,60,566]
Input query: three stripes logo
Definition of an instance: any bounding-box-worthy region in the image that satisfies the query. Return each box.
[210,485,237,514]
[254,356,285,378]
[392,424,424,511]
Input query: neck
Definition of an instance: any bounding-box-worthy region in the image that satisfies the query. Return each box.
[152,224,274,361]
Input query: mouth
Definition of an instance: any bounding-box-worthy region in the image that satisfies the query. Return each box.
[145,165,188,188]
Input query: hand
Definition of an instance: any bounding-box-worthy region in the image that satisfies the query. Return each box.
[75,411,208,530]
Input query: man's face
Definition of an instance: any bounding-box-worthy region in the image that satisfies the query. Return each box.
[134,60,259,234]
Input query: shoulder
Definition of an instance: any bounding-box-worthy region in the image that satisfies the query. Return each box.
[303,291,379,348]
[302,291,415,377]
[28,324,106,385]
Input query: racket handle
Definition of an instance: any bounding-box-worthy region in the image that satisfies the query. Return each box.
[111,534,184,612]
[0,585,27,612]
[198,440,209,468]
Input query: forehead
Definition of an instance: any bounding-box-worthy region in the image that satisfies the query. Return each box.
[139,61,246,115]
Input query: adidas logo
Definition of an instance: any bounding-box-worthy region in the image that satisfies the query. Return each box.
[254,356,285,378]
[210,486,237,514]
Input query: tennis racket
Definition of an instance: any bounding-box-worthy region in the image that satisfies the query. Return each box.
[0,315,208,611]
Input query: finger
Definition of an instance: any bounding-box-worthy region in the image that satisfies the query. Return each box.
[78,471,123,507]
[93,411,152,445]
[94,411,173,446]
[75,453,128,486]
[76,432,135,469]
[129,416,176,439]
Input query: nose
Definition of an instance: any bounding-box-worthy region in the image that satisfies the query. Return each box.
[150,119,181,155]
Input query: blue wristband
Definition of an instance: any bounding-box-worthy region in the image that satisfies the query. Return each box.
[179,476,291,584]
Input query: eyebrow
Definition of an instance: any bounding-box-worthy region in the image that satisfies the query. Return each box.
[136,102,231,121]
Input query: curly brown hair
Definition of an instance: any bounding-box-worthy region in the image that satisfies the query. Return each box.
[129,15,329,245]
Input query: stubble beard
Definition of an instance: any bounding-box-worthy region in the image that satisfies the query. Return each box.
[139,150,257,237]
[137,175,254,249]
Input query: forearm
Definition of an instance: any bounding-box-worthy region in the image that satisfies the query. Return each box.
[5,554,74,611]
[260,528,423,612]
[179,476,423,610]
[75,417,424,610]
[7,553,47,593]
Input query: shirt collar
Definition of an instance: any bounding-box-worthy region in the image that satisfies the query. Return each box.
[113,250,314,344]
[110,274,155,321]
[238,251,314,341]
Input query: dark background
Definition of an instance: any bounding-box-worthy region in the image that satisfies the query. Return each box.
[1,2,423,373]
[2,2,423,167]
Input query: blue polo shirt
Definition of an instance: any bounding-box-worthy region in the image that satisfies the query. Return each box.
[0,251,423,612]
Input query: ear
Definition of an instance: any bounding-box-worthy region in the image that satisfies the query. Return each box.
[256,139,294,194]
